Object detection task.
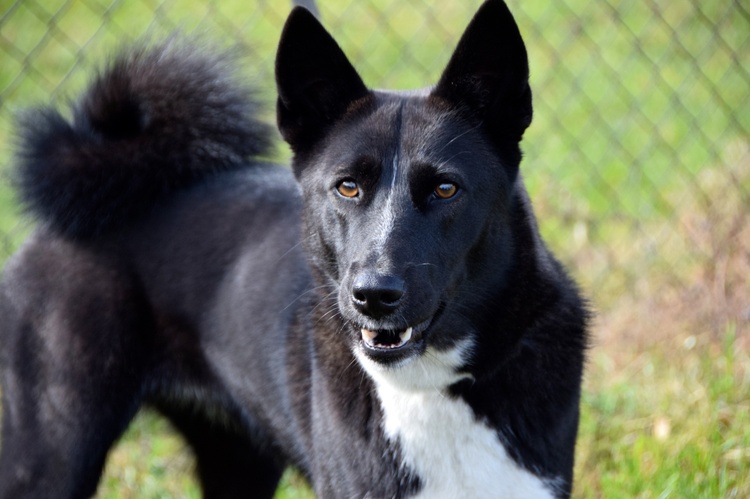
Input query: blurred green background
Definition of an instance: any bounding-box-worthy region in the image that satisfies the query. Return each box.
[0,0,748,497]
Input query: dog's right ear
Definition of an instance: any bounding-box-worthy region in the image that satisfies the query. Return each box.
[276,7,369,155]
[431,0,532,172]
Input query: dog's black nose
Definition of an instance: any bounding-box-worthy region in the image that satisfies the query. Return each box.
[351,272,405,318]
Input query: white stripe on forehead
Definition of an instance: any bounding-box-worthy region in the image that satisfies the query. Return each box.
[372,151,400,259]
[391,152,399,191]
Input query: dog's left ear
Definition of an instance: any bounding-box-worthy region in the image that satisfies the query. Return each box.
[276,7,369,155]
[432,0,532,152]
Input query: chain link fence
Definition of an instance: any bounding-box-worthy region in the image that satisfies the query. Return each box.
[1,0,748,336]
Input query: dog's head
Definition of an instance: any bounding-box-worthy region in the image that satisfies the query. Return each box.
[276,0,532,380]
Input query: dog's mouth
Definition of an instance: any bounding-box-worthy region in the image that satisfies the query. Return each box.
[360,325,416,350]
[356,305,444,362]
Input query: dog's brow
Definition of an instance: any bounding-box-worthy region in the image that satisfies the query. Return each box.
[410,160,456,178]
[332,156,379,177]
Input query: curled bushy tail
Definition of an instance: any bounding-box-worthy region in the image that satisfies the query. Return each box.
[14,39,273,238]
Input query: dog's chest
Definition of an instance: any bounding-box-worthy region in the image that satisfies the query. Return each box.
[375,384,555,499]
[357,343,556,499]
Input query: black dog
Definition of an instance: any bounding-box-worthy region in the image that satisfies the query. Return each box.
[0,1,587,497]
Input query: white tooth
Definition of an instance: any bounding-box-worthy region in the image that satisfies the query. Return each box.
[399,327,413,343]
[361,328,378,343]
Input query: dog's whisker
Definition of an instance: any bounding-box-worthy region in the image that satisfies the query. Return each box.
[273,234,316,265]
[279,284,334,312]
[435,121,483,155]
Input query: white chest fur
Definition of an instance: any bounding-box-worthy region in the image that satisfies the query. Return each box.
[356,342,557,499]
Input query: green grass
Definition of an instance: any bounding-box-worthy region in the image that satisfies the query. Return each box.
[0,0,748,497]
[576,326,750,497]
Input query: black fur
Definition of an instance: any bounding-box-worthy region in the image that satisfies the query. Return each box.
[0,1,588,498]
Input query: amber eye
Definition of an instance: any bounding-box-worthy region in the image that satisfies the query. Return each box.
[434,182,458,200]
[337,180,359,198]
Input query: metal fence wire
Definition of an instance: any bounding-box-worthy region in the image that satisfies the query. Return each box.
[0,0,748,333]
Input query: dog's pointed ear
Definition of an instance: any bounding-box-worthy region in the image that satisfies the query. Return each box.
[432,0,532,148]
[276,7,369,154]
